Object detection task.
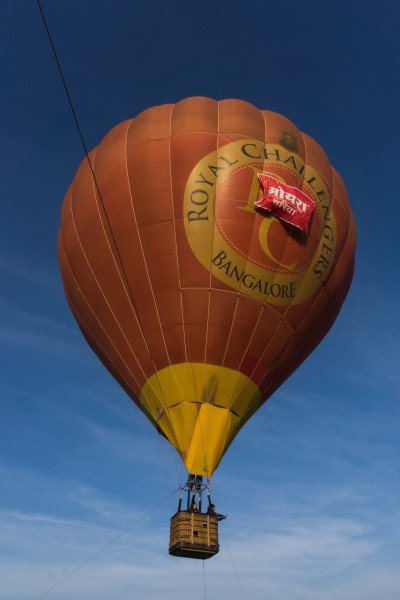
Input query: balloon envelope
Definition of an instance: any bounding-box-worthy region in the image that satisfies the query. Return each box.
[58,97,356,476]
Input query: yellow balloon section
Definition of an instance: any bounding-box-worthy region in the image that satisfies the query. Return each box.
[140,363,260,475]
[58,98,356,477]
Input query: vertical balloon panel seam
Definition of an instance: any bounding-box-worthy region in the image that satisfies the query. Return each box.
[59,238,144,399]
[168,103,205,473]
[206,98,220,363]
[66,187,149,390]
[275,133,329,328]
[259,110,303,323]
[262,276,347,400]
[168,102,188,365]
[199,97,219,476]
[215,108,268,389]
[218,291,246,372]
[275,130,316,321]
[125,116,185,372]
[124,118,182,437]
[234,307,290,412]
[124,114,186,461]
[90,138,147,343]
[120,119,178,414]
[169,103,204,415]
[77,130,174,399]
[206,103,265,432]
[295,142,335,309]
[298,135,313,268]
[63,282,143,398]
[124,118,172,366]
[192,98,220,477]
[226,302,266,414]
[223,108,297,404]
[168,102,220,476]
[285,160,351,344]
[261,262,353,405]
[263,115,321,307]
[200,99,219,429]
[251,142,331,403]
[203,103,250,450]
[119,119,177,390]
[86,138,159,387]
[261,111,307,322]
[212,105,272,407]
[254,214,354,408]
[205,102,248,418]
[233,299,268,375]
[260,287,328,399]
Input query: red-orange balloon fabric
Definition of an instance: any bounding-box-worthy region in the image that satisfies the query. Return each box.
[58,97,356,477]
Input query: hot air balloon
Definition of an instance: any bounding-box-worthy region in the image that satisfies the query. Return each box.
[58,97,356,558]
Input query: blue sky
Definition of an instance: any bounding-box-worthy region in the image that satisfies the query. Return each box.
[1,1,400,598]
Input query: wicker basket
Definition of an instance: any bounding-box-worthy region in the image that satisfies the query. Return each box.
[169,511,219,559]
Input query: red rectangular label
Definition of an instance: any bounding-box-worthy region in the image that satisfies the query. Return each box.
[255,174,315,231]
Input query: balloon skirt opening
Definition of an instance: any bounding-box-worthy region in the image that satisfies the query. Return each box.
[140,362,261,476]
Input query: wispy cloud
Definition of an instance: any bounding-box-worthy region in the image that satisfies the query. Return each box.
[1,438,400,600]
[0,504,397,600]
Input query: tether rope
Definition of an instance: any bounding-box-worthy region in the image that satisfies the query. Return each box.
[203,559,207,600]
[36,0,184,461]
[221,530,248,599]
[33,488,180,600]
[36,0,92,168]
